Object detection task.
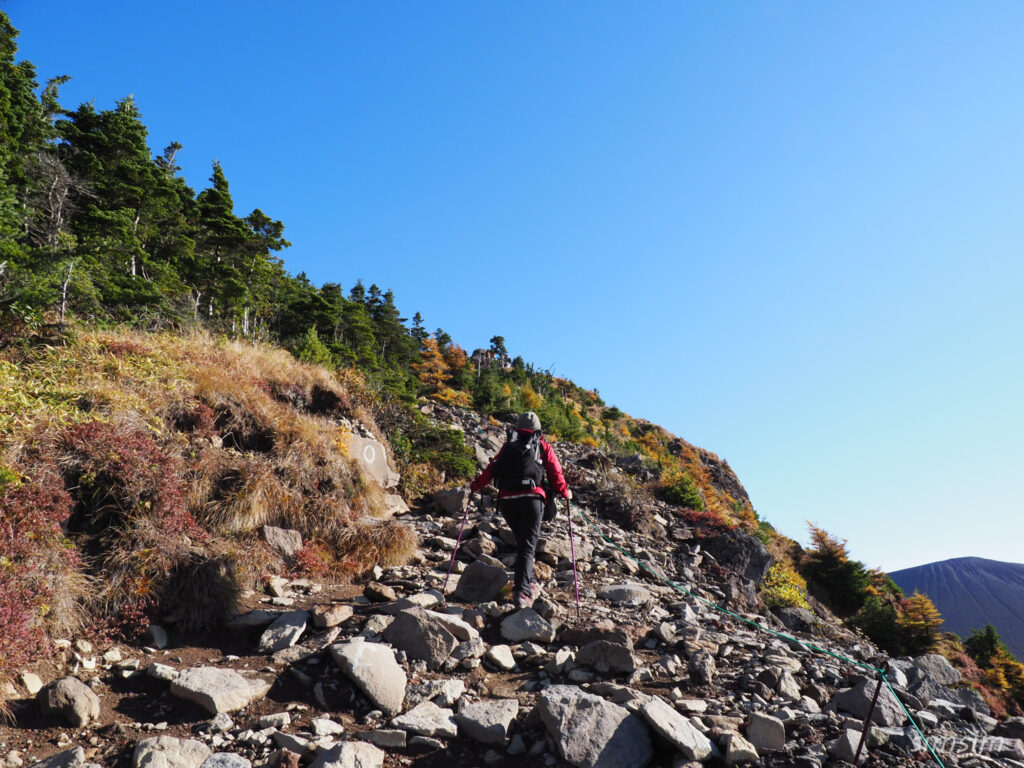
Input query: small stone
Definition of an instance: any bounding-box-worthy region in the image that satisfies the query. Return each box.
[308,742,384,768]
[170,668,271,715]
[257,712,291,729]
[487,645,516,671]
[19,672,43,695]
[723,732,759,766]
[199,755,251,768]
[363,582,397,602]
[456,699,519,744]
[391,701,458,739]
[311,718,344,737]
[258,610,309,654]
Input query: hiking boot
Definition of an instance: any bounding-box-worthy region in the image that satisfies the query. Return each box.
[515,591,534,610]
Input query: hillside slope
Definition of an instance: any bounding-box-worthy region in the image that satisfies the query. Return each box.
[890,556,1024,658]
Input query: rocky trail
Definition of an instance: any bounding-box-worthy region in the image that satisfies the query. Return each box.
[3,408,1024,768]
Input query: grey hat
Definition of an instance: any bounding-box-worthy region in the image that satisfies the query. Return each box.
[516,411,542,432]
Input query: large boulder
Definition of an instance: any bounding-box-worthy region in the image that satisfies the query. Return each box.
[170,668,271,715]
[381,608,458,671]
[745,712,785,752]
[537,685,653,768]
[908,654,961,687]
[831,678,907,727]
[133,737,212,768]
[433,487,470,515]
[330,638,406,716]
[261,526,303,560]
[453,561,509,602]
[342,432,399,489]
[577,640,636,674]
[700,529,771,586]
[38,677,100,727]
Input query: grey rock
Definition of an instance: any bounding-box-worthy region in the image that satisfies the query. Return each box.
[208,713,233,733]
[198,756,250,768]
[699,529,771,585]
[429,612,480,641]
[908,654,961,687]
[772,607,817,633]
[745,712,785,752]
[383,493,410,516]
[308,741,385,768]
[363,730,406,749]
[688,651,717,685]
[391,701,458,738]
[640,696,712,760]
[313,604,354,628]
[597,583,651,605]
[827,729,867,764]
[25,748,85,768]
[577,640,636,674]
[147,663,179,682]
[456,699,519,744]
[262,526,303,560]
[258,610,309,653]
[500,609,556,643]
[382,608,458,671]
[453,638,487,660]
[133,737,212,768]
[831,678,907,727]
[330,638,407,716]
[486,645,516,671]
[406,679,465,708]
[722,733,759,766]
[453,562,510,603]
[170,668,271,715]
[38,677,101,727]
[434,487,470,515]
[538,685,653,768]
[776,670,801,700]
[341,432,399,489]
[311,718,345,737]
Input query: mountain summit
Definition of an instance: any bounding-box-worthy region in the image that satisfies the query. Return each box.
[890,556,1024,658]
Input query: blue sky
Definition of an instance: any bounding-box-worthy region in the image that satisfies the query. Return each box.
[8,1,1023,571]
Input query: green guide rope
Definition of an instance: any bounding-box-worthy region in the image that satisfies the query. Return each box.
[572,506,949,767]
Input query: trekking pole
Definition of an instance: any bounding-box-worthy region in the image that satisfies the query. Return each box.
[566,497,581,619]
[443,506,470,593]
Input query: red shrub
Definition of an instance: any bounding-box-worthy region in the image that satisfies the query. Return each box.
[101,340,151,356]
[682,508,736,535]
[0,471,78,674]
[58,420,205,540]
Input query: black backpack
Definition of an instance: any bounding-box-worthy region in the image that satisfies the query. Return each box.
[492,429,544,491]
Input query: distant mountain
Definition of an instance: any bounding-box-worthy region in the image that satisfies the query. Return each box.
[890,557,1024,659]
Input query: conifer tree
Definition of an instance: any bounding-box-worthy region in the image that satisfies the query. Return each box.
[897,591,944,654]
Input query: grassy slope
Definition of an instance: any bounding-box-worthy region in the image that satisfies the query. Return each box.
[0,326,415,702]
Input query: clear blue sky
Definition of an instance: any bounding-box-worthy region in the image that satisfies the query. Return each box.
[8,1,1023,571]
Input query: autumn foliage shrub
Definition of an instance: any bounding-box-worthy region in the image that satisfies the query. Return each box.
[0,467,80,683]
[760,562,812,611]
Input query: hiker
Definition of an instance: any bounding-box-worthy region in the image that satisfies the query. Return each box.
[470,411,572,609]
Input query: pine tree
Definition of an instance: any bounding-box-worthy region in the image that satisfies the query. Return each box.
[414,337,448,393]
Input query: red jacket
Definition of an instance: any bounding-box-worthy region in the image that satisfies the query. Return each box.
[471,433,569,501]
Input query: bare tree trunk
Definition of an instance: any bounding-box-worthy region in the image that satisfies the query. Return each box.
[59,260,75,329]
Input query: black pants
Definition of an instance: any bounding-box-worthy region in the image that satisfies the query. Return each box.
[500,496,544,600]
